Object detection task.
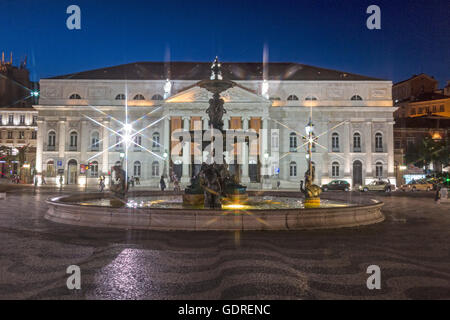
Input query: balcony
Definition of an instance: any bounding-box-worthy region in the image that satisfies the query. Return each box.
[332,147,340,153]
[375,147,384,153]
[353,147,361,153]
[68,146,78,152]
[47,145,56,151]
[289,147,297,152]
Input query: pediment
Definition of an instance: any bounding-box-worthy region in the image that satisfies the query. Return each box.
[165,83,269,104]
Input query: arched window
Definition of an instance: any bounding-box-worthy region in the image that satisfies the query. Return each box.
[305,95,318,101]
[289,132,297,151]
[69,94,82,99]
[152,161,160,177]
[351,95,363,101]
[151,94,164,100]
[375,133,383,152]
[353,132,361,152]
[46,160,56,177]
[91,131,100,151]
[376,162,383,178]
[69,131,78,148]
[332,133,340,152]
[115,94,126,100]
[287,95,299,101]
[134,161,141,177]
[133,94,145,100]
[289,161,297,177]
[90,161,99,177]
[48,131,56,147]
[332,162,340,177]
[152,132,160,150]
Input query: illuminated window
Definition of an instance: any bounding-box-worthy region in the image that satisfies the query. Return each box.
[90,161,99,177]
[440,105,445,112]
[46,160,56,177]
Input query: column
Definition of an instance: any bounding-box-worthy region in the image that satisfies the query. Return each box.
[261,117,271,189]
[387,121,395,182]
[35,120,44,177]
[202,116,209,130]
[241,117,250,183]
[163,117,170,177]
[58,119,66,159]
[80,120,88,164]
[181,116,190,183]
[343,121,350,177]
[223,116,229,130]
[102,119,110,175]
[365,121,373,181]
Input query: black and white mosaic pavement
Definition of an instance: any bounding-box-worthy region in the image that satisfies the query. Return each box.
[0,190,449,299]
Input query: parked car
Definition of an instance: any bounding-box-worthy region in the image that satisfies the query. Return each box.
[400,180,433,192]
[359,180,392,192]
[321,180,351,192]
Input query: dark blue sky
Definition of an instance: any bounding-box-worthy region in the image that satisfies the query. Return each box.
[1,0,449,86]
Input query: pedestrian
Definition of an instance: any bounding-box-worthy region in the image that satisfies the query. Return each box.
[131,176,135,188]
[277,180,280,189]
[99,176,105,192]
[135,176,140,185]
[174,178,180,192]
[41,175,46,185]
[435,185,441,204]
[160,175,166,191]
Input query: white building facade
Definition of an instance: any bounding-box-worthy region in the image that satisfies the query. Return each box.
[34,62,396,188]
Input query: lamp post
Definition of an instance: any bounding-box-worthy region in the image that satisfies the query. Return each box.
[301,117,321,207]
[305,118,314,184]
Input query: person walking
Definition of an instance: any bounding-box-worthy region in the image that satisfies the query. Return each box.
[435,185,441,204]
[41,175,46,185]
[160,175,166,191]
[99,176,105,192]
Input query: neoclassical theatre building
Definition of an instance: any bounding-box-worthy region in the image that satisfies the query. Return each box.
[34,61,396,188]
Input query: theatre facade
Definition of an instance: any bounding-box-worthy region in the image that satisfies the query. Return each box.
[34,61,396,188]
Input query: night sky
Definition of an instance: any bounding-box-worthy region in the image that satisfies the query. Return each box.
[1,0,449,86]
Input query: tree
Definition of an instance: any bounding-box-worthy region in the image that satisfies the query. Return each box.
[405,136,449,171]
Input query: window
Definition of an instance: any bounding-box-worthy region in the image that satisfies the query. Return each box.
[353,133,361,152]
[7,131,13,139]
[70,131,78,148]
[48,131,56,147]
[152,161,159,177]
[395,140,401,149]
[351,95,363,101]
[69,94,82,99]
[19,115,25,124]
[432,105,437,113]
[271,132,279,149]
[289,132,297,151]
[375,133,383,152]
[91,132,100,151]
[90,161,99,177]
[287,95,299,101]
[425,107,430,113]
[32,116,37,125]
[115,94,126,100]
[31,131,37,139]
[8,114,14,124]
[152,132,160,150]
[115,135,123,150]
[331,133,339,152]
[289,161,297,177]
[418,107,423,114]
[410,108,416,115]
[151,94,164,100]
[305,95,318,101]
[376,162,383,178]
[19,131,24,139]
[133,94,145,100]
[440,105,445,112]
[46,160,56,177]
[134,161,141,177]
[134,135,142,150]
[332,162,340,177]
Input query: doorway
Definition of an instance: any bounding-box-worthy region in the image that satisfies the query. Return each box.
[353,160,363,186]
[67,159,78,184]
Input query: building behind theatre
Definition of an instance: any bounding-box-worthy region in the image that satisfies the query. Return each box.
[34,61,396,188]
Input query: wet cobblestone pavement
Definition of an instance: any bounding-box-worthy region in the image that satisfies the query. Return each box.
[0,190,449,299]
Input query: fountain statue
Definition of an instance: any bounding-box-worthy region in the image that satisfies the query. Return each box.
[109,165,128,207]
[183,57,249,208]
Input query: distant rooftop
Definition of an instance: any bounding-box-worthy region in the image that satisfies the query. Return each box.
[47,61,383,81]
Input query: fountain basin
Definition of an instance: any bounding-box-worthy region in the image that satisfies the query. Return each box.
[45,191,384,231]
